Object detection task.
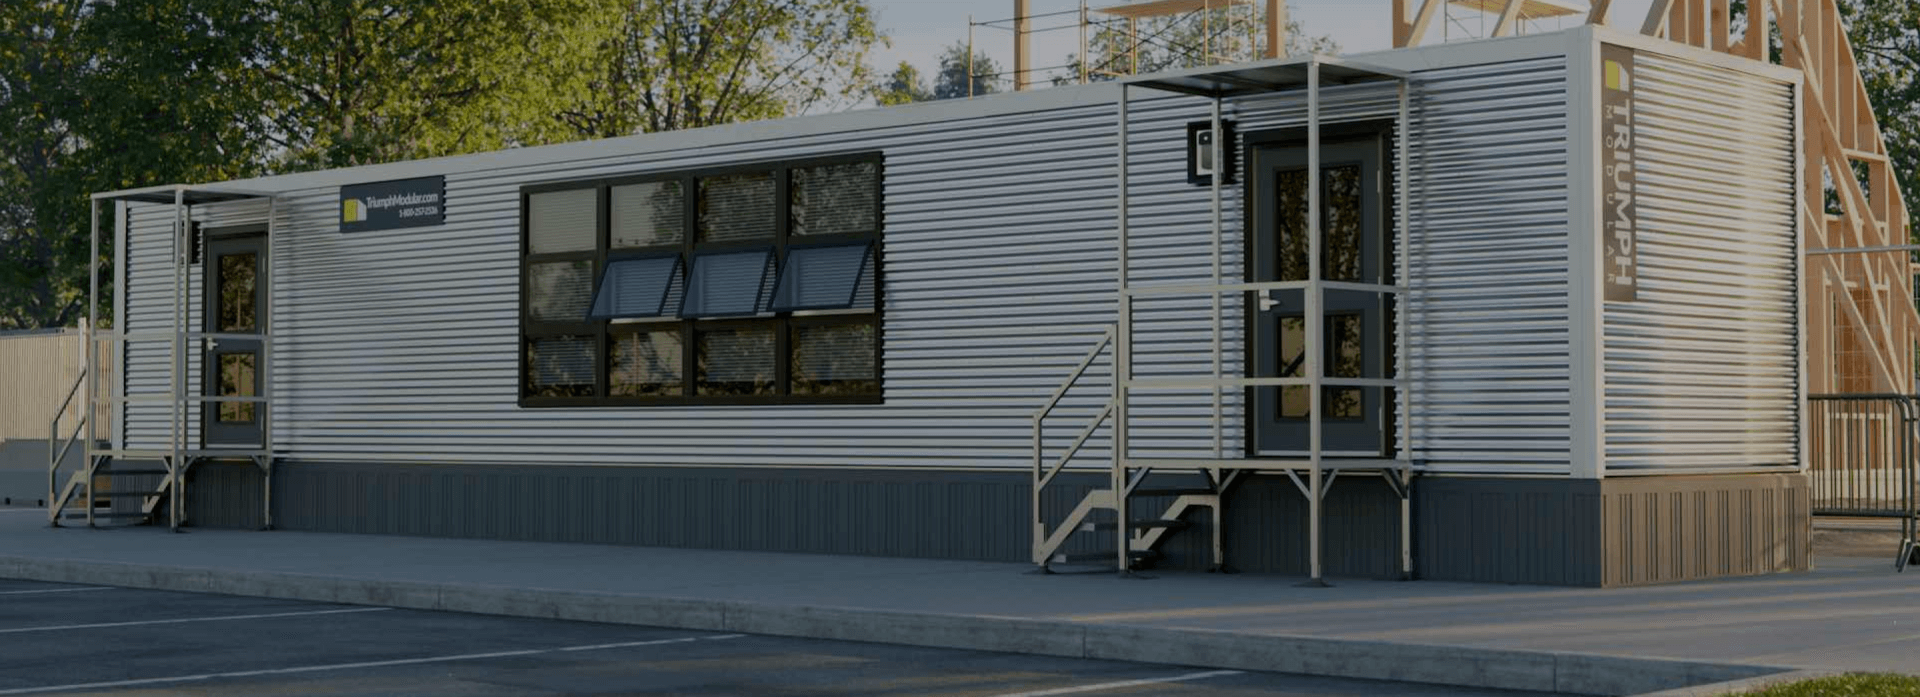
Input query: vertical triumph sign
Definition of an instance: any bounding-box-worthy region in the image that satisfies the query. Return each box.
[1601,45,1637,302]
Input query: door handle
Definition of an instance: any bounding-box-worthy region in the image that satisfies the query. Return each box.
[203,337,219,352]
[1259,293,1280,313]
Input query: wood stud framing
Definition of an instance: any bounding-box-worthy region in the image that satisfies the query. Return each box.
[1391,0,1917,395]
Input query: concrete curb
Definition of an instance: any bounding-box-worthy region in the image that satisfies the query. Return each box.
[0,555,1788,696]
[1629,669,1845,696]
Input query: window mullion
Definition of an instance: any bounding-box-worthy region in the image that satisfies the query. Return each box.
[683,174,698,398]
[775,166,791,396]
[596,183,611,401]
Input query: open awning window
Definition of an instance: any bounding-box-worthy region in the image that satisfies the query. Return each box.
[587,255,683,320]
[771,242,874,312]
[679,248,775,318]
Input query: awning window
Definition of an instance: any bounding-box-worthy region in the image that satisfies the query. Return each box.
[587,255,682,320]
[680,248,775,318]
[770,242,874,312]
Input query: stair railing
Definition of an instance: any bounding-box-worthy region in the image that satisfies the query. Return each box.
[46,366,91,525]
[1031,324,1116,564]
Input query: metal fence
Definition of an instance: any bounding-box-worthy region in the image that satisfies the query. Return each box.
[1808,395,1917,518]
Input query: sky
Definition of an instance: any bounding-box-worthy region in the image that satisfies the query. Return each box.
[865,0,1664,87]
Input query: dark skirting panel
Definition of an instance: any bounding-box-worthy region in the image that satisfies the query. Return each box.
[163,461,1809,586]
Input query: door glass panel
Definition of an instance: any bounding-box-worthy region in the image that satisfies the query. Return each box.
[1323,166,1363,282]
[217,353,255,422]
[1275,171,1308,282]
[1276,314,1364,420]
[1274,166,1364,282]
[1327,314,1363,419]
[1279,317,1307,417]
[218,253,256,332]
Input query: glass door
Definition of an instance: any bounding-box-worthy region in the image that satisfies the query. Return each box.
[1248,136,1391,456]
[202,234,265,447]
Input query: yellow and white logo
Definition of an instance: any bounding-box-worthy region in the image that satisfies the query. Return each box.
[1604,59,1631,91]
[341,198,368,223]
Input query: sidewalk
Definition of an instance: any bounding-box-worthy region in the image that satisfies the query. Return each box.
[2,506,1915,696]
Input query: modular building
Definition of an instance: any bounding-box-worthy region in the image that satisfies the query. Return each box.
[57,26,1811,587]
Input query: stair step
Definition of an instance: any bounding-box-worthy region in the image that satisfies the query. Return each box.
[1087,519,1190,531]
[78,492,162,499]
[1128,488,1215,498]
[98,469,170,476]
[61,512,149,520]
[1049,549,1162,565]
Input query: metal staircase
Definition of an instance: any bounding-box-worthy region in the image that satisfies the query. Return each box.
[47,185,282,532]
[1029,59,1420,582]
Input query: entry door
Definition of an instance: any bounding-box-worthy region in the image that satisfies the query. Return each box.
[203,234,265,447]
[1248,136,1391,456]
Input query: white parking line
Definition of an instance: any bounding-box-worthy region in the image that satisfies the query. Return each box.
[0,607,390,634]
[989,669,1246,696]
[0,633,745,695]
[0,587,112,596]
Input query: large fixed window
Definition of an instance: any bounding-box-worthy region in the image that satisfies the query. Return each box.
[520,154,881,406]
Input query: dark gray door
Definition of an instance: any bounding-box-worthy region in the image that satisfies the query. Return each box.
[1248,136,1390,456]
[203,234,265,447]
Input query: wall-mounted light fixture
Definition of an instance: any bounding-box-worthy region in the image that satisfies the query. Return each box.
[1186,119,1236,186]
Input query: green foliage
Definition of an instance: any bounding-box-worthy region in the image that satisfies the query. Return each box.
[932,42,1002,100]
[874,61,934,106]
[1835,0,1920,235]
[1739,673,1920,696]
[109,0,615,170]
[0,0,117,329]
[0,0,882,329]
[556,0,884,138]
[872,42,1000,105]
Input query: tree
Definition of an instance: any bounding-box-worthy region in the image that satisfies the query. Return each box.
[872,42,1000,106]
[202,0,612,170]
[556,0,884,138]
[1732,0,1918,231]
[873,61,933,106]
[1836,0,1919,233]
[933,42,1002,100]
[0,0,93,329]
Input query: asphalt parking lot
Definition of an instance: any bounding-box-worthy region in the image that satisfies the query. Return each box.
[0,578,1577,696]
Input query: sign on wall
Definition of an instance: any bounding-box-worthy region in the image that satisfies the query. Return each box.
[1600,45,1638,302]
[340,176,446,233]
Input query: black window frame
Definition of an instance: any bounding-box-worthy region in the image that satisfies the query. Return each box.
[519,151,884,408]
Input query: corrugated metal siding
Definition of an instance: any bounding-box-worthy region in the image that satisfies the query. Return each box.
[1602,52,1799,472]
[1400,57,1574,474]
[122,56,1574,475]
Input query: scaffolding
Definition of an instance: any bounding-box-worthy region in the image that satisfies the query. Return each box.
[46,185,279,532]
[966,0,1275,93]
[1032,54,1415,584]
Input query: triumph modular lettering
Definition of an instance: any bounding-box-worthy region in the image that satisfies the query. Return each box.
[1600,45,1637,302]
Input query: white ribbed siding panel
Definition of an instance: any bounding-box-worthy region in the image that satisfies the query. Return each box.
[1400,57,1574,474]
[1601,52,1799,473]
[120,54,1576,473]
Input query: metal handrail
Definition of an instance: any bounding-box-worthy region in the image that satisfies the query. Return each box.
[46,368,88,519]
[1031,326,1117,564]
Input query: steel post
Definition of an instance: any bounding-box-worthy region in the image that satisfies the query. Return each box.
[1306,58,1325,586]
[1115,84,1132,573]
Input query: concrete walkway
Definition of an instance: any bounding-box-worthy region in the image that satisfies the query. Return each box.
[2,506,1915,696]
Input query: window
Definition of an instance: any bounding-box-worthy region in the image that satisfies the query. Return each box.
[520,153,882,406]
